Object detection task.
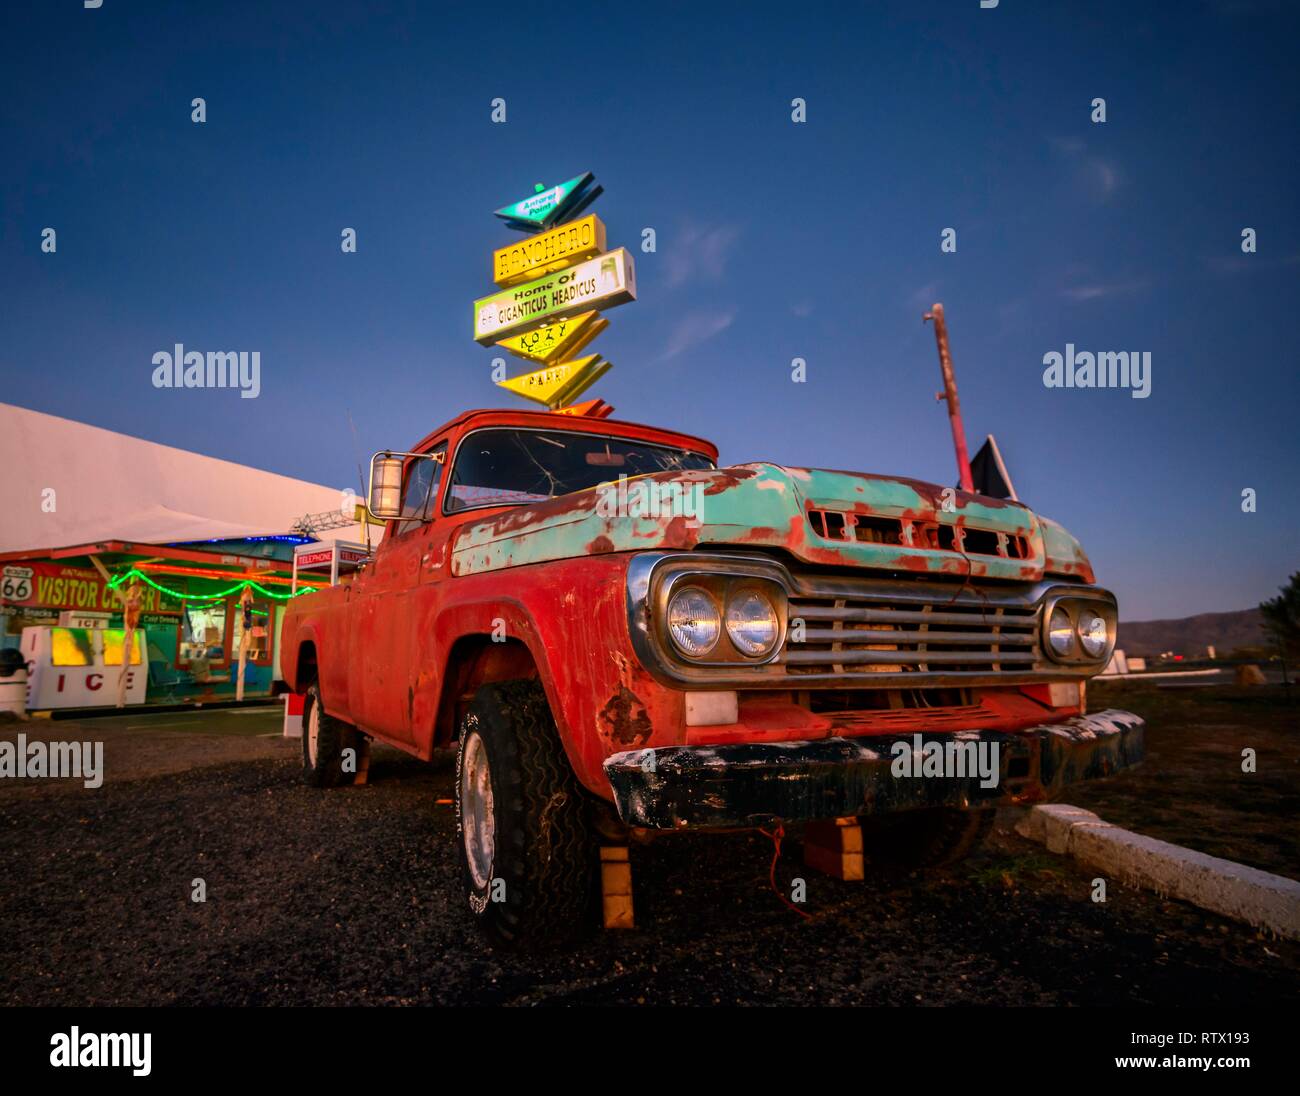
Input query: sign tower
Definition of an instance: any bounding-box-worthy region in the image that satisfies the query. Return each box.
[472,172,635,414]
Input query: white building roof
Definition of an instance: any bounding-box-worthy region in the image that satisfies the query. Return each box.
[0,402,368,554]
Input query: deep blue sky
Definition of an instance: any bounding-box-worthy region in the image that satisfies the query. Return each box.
[2,0,1297,620]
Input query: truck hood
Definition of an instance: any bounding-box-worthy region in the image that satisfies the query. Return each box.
[450,463,1094,583]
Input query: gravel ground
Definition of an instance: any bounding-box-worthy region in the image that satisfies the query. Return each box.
[1,710,1296,1006]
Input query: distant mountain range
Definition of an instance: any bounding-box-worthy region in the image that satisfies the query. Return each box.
[1117,609,1268,657]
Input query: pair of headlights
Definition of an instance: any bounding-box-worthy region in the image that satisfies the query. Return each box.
[666,585,781,659]
[1046,600,1114,661]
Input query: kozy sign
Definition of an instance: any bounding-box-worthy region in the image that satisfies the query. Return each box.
[474,249,635,344]
[496,310,608,365]
[493,215,606,286]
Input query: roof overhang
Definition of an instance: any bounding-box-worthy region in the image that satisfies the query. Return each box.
[0,539,327,587]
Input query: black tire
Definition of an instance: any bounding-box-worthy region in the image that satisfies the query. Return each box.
[859,807,995,868]
[454,679,597,950]
[301,681,362,788]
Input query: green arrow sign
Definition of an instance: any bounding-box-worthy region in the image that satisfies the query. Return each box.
[494,173,594,230]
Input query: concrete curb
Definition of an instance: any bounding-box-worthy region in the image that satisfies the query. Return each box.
[1015,803,1300,941]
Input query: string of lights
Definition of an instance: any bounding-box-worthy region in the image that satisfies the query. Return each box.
[108,567,311,602]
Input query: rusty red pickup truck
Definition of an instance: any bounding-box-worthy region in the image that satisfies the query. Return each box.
[280,407,1142,948]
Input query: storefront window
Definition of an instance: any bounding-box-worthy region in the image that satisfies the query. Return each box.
[230,600,272,665]
[179,602,227,666]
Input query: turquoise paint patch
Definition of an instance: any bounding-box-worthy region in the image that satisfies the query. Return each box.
[451,463,1087,582]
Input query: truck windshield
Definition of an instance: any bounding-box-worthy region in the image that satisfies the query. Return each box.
[446,428,715,512]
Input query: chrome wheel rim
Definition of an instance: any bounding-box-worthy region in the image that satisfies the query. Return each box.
[307,697,321,767]
[460,731,495,890]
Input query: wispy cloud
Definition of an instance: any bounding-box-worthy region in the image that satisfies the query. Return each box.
[1049,136,1085,156]
[662,224,741,289]
[1089,158,1120,198]
[1048,137,1122,203]
[1205,251,1300,275]
[661,309,736,360]
[1061,279,1150,302]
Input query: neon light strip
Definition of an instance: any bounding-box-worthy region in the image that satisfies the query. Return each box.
[134,562,326,586]
[108,567,311,602]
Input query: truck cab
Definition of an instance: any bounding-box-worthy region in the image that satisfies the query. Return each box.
[280,407,1143,948]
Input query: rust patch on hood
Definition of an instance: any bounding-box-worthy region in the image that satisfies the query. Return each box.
[702,467,759,495]
[662,513,702,547]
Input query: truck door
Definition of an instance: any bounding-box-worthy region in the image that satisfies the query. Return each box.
[348,444,445,743]
[407,460,459,745]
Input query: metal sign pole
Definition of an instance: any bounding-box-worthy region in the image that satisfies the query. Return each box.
[923,302,975,494]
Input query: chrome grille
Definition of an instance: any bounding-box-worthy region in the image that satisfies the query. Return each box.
[624,552,1107,691]
[782,588,1039,678]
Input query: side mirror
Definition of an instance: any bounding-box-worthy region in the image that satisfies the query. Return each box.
[368,453,405,520]
[366,448,446,522]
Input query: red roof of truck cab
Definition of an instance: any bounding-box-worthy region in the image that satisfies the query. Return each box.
[407,408,719,464]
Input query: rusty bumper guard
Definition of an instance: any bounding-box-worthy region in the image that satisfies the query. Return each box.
[604,708,1144,830]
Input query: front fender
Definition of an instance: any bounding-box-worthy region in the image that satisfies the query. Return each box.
[420,554,684,800]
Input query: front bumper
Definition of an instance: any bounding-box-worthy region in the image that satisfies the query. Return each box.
[604,708,1144,829]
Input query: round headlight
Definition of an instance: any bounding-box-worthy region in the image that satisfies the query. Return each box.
[725,589,779,657]
[667,587,721,657]
[1047,605,1076,657]
[1077,610,1109,658]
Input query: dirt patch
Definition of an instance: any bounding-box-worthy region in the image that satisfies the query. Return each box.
[1076,684,1299,878]
[0,707,288,793]
[0,712,1296,1005]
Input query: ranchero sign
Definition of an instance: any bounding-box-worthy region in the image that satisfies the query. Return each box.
[493,215,606,286]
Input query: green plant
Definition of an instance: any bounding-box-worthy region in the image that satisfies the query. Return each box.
[1260,573,1300,659]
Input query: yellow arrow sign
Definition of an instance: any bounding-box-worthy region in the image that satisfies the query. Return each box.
[496,355,611,409]
[551,358,611,408]
[552,357,611,408]
[493,214,606,286]
[495,311,608,365]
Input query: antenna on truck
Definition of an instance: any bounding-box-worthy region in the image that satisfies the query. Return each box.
[922,302,975,494]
